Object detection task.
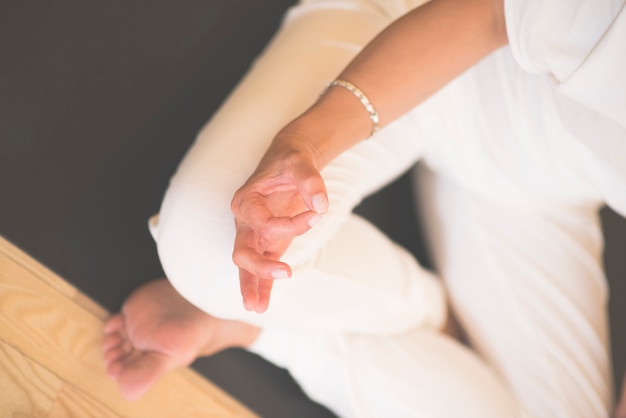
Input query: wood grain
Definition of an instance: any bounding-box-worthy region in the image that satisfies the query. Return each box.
[0,236,258,418]
[0,341,61,418]
[47,385,122,418]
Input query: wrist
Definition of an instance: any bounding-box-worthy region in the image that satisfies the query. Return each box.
[269,124,325,170]
[272,85,374,169]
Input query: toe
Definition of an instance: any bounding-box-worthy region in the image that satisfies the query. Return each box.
[103,346,126,365]
[106,358,124,380]
[104,314,125,334]
[102,333,123,352]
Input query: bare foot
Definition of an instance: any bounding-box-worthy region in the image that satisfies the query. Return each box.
[102,279,260,401]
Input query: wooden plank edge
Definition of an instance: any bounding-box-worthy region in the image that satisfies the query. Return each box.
[0,235,111,323]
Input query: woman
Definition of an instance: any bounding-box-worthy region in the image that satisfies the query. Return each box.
[103,0,625,416]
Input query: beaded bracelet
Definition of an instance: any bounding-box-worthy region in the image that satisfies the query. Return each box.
[328,79,380,138]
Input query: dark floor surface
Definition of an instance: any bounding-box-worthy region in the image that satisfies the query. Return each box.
[1,1,624,416]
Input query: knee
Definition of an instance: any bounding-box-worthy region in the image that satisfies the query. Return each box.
[151,194,244,320]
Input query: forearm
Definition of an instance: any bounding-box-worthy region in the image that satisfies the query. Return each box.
[275,0,508,168]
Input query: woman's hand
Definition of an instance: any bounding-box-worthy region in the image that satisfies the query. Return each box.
[231,139,329,313]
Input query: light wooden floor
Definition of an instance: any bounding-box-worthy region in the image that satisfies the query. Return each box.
[0,236,257,418]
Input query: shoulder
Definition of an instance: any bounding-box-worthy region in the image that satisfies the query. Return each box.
[503,0,625,80]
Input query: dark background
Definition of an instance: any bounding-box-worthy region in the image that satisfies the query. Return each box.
[1,1,624,416]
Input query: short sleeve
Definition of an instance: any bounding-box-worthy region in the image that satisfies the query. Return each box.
[504,0,624,81]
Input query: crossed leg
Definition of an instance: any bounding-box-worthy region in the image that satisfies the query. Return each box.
[101,1,406,402]
[101,0,595,415]
[102,274,525,418]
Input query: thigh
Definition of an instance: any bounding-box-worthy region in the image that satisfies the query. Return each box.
[268,214,446,334]
[252,326,524,418]
[415,164,612,418]
[152,1,427,327]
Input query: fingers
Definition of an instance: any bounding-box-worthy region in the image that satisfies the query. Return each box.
[238,268,275,313]
[230,150,329,313]
[232,192,275,232]
[262,211,322,249]
[232,208,318,276]
[231,151,329,222]
[233,192,323,237]
[255,278,273,313]
[238,269,257,312]
[233,220,291,271]
[231,207,322,313]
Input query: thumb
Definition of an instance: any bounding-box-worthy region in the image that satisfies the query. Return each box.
[296,168,329,214]
[310,192,329,214]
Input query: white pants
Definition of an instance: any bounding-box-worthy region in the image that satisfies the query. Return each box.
[149,1,612,416]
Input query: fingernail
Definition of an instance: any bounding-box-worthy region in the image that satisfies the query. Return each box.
[312,193,328,213]
[308,214,323,227]
[271,269,290,280]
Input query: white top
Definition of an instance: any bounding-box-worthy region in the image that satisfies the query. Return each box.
[414,0,626,216]
[506,0,626,214]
